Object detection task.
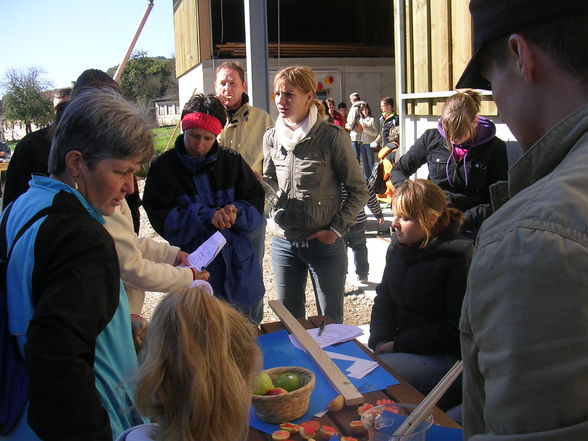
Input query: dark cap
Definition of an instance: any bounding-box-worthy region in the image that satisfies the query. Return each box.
[456,0,588,90]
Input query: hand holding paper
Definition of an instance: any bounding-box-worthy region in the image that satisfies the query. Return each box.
[187,231,227,271]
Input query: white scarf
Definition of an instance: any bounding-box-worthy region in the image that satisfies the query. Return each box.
[275,104,318,150]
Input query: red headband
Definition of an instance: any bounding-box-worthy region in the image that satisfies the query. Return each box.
[181,112,223,136]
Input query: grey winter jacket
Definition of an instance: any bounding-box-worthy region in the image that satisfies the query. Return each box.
[461,103,588,440]
[263,119,368,242]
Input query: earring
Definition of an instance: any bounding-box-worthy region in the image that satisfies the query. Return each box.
[74,180,79,191]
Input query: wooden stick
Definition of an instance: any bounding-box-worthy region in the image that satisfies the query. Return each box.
[163,87,199,152]
[269,300,364,406]
[394,360,463,436]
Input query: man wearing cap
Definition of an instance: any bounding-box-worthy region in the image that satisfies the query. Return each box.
[456,1,588,439]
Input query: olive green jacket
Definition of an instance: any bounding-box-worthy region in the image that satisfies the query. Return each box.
[263,120,368,242]
[461,104,588,440]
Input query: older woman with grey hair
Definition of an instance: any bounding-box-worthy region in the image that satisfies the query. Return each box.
[1,88,154,441]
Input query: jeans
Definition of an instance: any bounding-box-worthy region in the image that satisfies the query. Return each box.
[271,236,347,323]
[246,220,266,325]
[352,140,362,161]
[378,352,462,410]
[360,143,376,180]
[344,221,368,276]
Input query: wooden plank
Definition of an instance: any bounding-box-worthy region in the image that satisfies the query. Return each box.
[173,0,199,77]
[268,300,364,406]
[405,0,414,115]
[197,0,211,61]
[412,0,431,115]
[430,0,451,115]
[479,98,498,116]
[451,0,472,90]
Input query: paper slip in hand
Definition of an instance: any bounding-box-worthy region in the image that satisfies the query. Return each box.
[289,324,364,350]
[187,231,226,271]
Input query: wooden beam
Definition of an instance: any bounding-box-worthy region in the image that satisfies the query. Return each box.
[268,300,364,406]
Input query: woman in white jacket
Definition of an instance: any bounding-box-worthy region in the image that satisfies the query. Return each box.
[104,199,210,316]
[359,103,378,180]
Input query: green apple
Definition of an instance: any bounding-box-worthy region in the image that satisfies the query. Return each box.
[274,372,301,392]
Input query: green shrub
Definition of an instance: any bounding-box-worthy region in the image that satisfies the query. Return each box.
[152,125,179,154]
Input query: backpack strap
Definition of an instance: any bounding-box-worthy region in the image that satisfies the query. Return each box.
[2,205,58,263]
[0,204,15,262]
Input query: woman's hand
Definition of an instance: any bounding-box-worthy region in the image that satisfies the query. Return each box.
[192,268,210,281]
[211,207,234,229]
[174,250,190,266]
[306,229,338,244]
[375,341,395,355]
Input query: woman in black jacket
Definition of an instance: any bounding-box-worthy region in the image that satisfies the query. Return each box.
[391,90,507,237]
[369,179,472,409]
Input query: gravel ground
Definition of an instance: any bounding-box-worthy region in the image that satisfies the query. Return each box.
[137,180,375,325]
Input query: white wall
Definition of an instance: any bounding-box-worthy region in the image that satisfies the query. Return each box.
[178,57,395,121]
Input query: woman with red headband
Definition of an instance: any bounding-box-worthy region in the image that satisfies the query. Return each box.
[143,94,265,323]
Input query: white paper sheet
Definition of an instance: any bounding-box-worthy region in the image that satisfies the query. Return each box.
[187,231,226,270]
[324,350,379,379]
[289,323,364,350]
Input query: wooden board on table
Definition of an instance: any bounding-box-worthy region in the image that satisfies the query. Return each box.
[268,300,364,406]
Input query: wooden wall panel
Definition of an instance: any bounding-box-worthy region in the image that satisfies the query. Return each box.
[404,0,414,114]
[396,0,498,116]
[174,0,211,78]
[430,0,450,114]
[450,0,472,90]
[412,0,431,115]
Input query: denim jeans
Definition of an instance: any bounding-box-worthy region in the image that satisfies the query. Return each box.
[378,352,462,410]
[246,220,266,325]
[352,140,362,161]
[344,221,368,276]
[360,143,376,180]
[271,236,347,323]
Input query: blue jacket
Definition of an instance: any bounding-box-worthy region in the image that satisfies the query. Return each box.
[2,175,145,441]
[143,137,265,308]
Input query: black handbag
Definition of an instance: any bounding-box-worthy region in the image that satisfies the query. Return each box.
[367,161,387,195]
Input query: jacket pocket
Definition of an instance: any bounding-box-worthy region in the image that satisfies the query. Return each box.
[303,194,338,228]
[295,159,326,189]
[428,152,449,180]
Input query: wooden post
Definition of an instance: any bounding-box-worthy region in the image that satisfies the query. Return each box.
[113,0,155,82]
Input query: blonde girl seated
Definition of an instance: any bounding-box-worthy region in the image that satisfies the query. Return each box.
[368,179,473,410]
[116,288,261,441]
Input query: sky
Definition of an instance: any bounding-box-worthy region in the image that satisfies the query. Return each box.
[1,0,175,91]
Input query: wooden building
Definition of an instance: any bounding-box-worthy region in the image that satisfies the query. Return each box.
[393,0,518,161]
[172,0,397,117]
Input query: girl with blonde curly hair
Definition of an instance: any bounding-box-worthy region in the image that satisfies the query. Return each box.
[116,288,261,441]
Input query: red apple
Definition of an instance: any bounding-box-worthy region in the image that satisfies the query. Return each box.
[266,387,288,396]
[271,429,291,441]
[349,420,367,436]
[300,420,321,439]
[279,422,299,434]
[318,425,338,441]
[357,403,374,416]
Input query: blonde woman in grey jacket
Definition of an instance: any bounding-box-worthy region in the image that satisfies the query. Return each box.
[263,66,368,323]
